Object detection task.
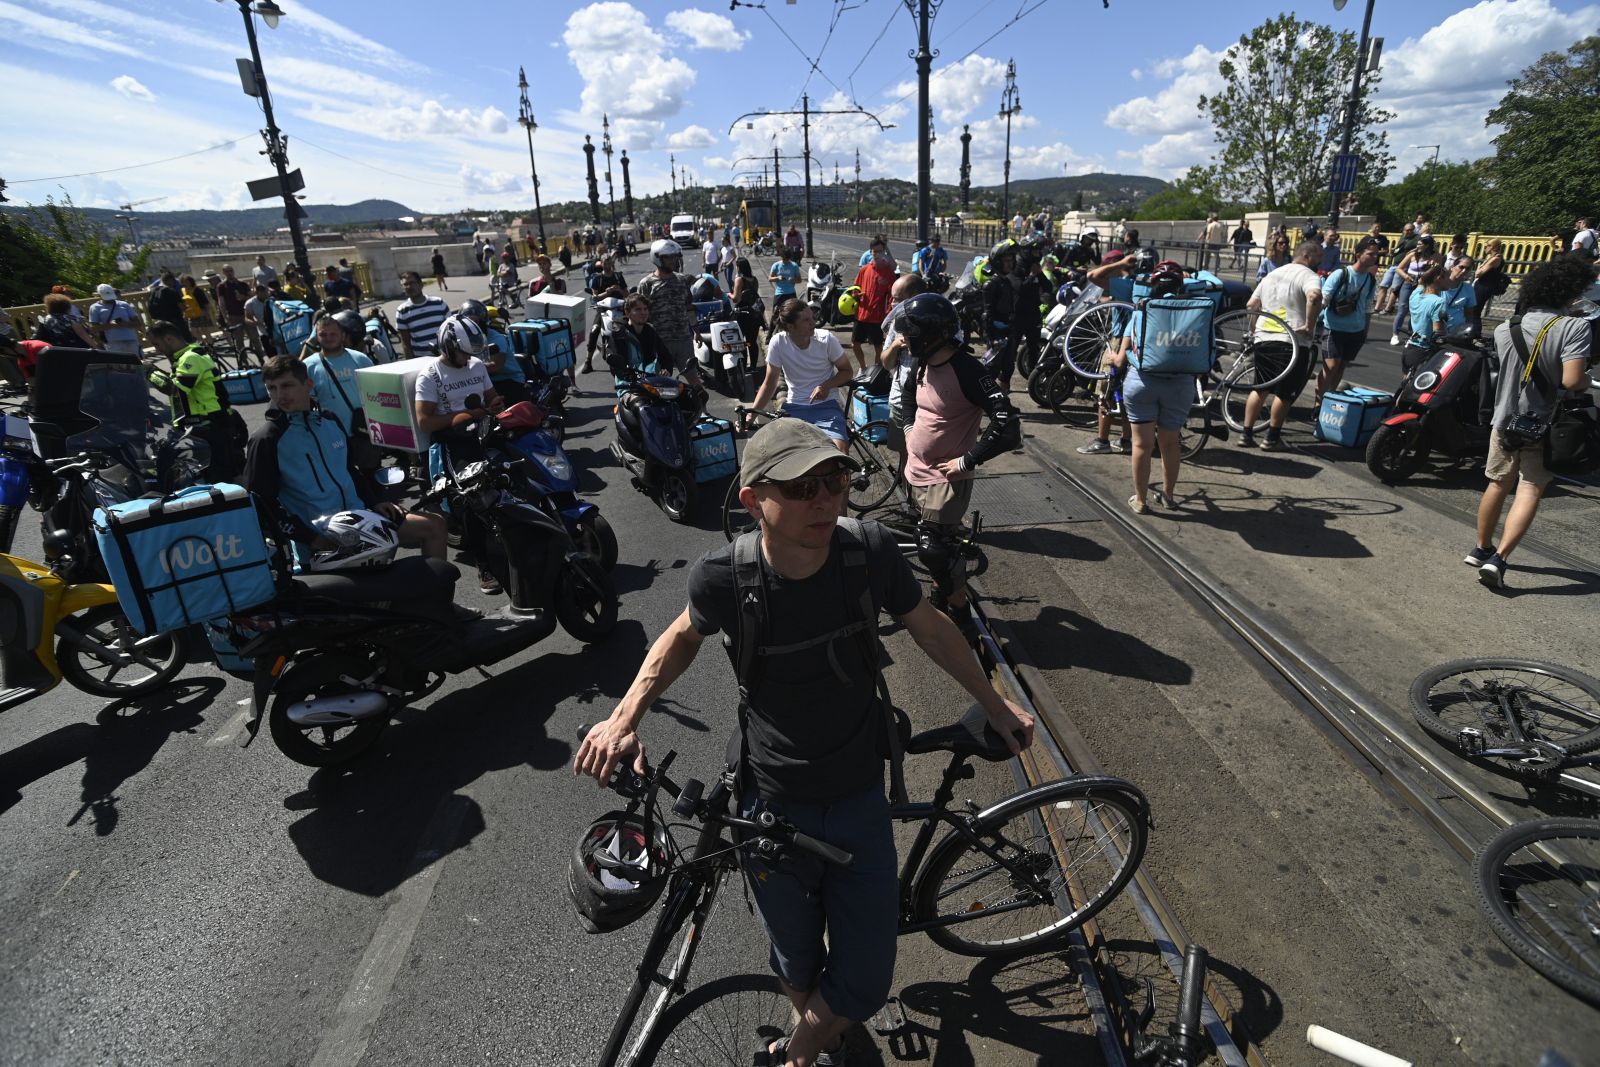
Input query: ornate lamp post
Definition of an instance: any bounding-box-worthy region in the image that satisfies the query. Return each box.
[601,114,618,231]
[999,59,1022,225]
[516,67,548,253]
[584,135,601,225]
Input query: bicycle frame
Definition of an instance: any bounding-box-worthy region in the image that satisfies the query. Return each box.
[1455,679,1600,788]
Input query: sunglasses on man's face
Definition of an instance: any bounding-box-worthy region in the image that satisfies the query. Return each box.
[760,468,852,501]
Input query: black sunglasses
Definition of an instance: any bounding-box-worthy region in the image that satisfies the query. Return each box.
[759,468,852,501]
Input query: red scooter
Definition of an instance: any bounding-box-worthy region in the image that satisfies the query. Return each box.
[1365,337,1498,483]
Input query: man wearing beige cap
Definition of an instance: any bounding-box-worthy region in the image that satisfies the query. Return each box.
[87,284,142,355]
[575,418,1033,1067]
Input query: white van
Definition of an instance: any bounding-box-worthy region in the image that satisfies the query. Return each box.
[669,214,697,245]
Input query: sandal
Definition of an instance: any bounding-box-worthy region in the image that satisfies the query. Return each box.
[753,1038,789,1066]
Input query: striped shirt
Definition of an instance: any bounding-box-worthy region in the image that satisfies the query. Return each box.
[395,295,449,357]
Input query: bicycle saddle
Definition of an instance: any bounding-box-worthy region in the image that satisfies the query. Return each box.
[905,704,1017,763]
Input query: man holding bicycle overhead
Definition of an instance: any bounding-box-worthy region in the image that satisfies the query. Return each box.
[575,419,1033,1067]
[1241,239,1323,450]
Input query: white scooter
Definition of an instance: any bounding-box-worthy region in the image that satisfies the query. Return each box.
[694,310,752,402]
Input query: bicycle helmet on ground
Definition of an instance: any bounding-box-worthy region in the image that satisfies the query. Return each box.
[568,810,671,934]
[650,239,684,271]
[306,509,399,572]
[894,293,963,360]
[437,314,487,362]
[457,298,490,328]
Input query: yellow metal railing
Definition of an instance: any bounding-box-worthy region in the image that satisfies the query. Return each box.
[3,290,155,340]
[1335,232,1556,278]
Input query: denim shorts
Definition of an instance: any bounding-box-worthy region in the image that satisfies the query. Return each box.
[1122,368,1196,430]
[740,784,898,1023]
[1379,266,1400,290]
[783,398,848,441]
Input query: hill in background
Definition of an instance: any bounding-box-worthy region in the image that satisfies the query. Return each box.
[0,199,416,241]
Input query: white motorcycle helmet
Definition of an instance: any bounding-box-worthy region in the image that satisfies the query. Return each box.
[650,239,683,271]
[307,510,400,572]
[437,314,487,363]
[596,295,626,330]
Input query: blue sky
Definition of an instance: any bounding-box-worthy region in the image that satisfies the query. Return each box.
[2,0,1596,217]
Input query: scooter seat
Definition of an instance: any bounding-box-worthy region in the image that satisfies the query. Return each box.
[292,556,460,607]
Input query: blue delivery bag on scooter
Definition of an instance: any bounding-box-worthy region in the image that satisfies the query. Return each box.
[93,483,277,635]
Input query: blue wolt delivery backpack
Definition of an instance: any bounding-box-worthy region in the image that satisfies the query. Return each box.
[1134,297,1216,375]
[93,483,277,635]
[690,417,737,482]
[509,318,575,376]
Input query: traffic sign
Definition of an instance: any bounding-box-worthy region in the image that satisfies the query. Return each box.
[247,168,304,202]
[1330,153,1360,195]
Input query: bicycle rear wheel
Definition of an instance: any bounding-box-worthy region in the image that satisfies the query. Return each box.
[636,973,796,1065]
[1474,817,1600,1006]
[1409,658,1600,761]
[1174,380,1212,461]
[913,776,1148,958]
[599,871,728,1067]
[1046,366,1104,428]
[1060,302,1133,380]
[846,422,900,514]
[1213,309,1298,390]
[722,476,756,542]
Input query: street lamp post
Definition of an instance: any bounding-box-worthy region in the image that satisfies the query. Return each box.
[620,150,635,224]
[1409,143,1441,222]
[1327,0,1378,228]
[602,114,618,232]
[229,0,312,292]
[516,67,548,253]
[959,125,972,211]
[999,59,1022,227]
[583,135,601,225]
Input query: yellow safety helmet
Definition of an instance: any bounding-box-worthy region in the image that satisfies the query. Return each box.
[837,286,861,317]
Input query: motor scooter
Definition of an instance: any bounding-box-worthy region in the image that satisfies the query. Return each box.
[806,256,844,328]
[1365,336,1499,483]
[610,366,701,523]
[692,300,752,401]
[488,402,618,571]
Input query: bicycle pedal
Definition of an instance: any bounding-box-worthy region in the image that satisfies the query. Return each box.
[871,995,909,1036]
[1456,727,1486,755]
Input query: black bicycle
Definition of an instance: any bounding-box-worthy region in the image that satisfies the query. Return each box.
[1410,658,1600,1005]
[586,710,1150,1066]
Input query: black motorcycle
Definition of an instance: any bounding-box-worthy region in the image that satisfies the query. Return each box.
[1365,336,1498,483]
[610,366,702,522]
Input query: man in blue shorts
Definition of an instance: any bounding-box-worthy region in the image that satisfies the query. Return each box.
[575,418,1033,1067]
[1317,236,1381,404]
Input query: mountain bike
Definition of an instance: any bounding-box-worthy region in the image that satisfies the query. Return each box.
[1410,658,1600,1005]
[585,712,1151,1066]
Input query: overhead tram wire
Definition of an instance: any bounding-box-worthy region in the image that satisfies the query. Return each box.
[877,0,1052,113]
[797,0,863,102]
[760,4,848,101]
[8,136,256,184]
[844,0,912,107]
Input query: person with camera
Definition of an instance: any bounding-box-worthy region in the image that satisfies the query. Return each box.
[1468,256,1594,588]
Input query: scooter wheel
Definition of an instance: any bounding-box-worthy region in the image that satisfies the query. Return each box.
[57,603,186,699]
[573,511,619,572]
[1364,422,1428,484]
[556,558,618,643]
[659,472,697,523]
[268,655,391,768]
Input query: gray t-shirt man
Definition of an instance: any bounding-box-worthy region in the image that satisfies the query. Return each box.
[686,523,922,803]
[1491,311,1592,427]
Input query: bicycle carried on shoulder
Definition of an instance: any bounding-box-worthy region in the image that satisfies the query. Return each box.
[584,711,1151,1066]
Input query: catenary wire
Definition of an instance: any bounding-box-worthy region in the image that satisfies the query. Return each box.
[7,136,256,183]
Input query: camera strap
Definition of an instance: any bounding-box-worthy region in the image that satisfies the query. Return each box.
[1508,313,1561,399]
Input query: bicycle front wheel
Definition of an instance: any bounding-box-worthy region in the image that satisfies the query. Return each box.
[1060,302,1134,380]
[846,422,900,514]
[1213,309,1299,390]
[1174,381,1212,461]
[913,776,1148,958]
[636,973,797,1065]
[722,476,756,542]
[1409,658,1600,759]
[1474,817,1600,1006]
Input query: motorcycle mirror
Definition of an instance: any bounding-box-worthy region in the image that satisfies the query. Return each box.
[374,466,406,487]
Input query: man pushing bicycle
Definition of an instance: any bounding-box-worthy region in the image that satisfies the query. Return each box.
[574,418,1033,1067]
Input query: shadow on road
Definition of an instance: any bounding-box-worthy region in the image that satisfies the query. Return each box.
[1005,604,1192,686]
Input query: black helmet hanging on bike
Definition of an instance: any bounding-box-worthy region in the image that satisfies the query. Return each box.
[567,810,672,934]
[893,293,963,361]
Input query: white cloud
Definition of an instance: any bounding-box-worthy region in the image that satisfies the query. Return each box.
[459,165,522,196]
[563,3,697,120]
[1116,130,1212,180]
[1104,44,1224,137]
[269,0,422,73]
[110,74,154,102]
[890,55,1009,127]
[666,125,716,149]
[664,9,748,50]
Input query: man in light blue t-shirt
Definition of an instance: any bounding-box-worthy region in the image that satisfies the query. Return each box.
[1316,236,1380,401]
[767,247,802,342]
[88,284,144,355]
[1441,256,1479,337]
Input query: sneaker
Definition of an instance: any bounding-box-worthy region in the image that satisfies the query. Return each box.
[1112,437,1132,454]
[1076,438,1113,455]
[1389,334,1401,346]
[1478,554,1507,588]
[1236,430,1256,449]
[581,360,595,374]
[1463,546,1496,566]
[1155,488,1178,509]
[1127,494,1150,515]
[478,569,503,595]
[1259,434,1284,451]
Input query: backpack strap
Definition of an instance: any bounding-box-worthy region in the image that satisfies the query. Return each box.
[1508,313,1561,396]
[837,517,907,806]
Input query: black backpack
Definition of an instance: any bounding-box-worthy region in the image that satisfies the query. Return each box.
[1329,268,1369,317]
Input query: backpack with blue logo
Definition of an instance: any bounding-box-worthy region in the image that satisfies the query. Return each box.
[1133,297,1215,375]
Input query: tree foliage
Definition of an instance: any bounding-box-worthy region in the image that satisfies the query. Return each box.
[0,197,150,307]
[1481,35,1600,233]
[1197,14,1393,215]
[1133,166,1249,221]
[1368,160,1497,233]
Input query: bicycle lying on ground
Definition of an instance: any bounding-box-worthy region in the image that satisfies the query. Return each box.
[581,709,1151,1066]
[1409,657,1600,1006]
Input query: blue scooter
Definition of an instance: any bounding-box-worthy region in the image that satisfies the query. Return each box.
[489,403,617,571]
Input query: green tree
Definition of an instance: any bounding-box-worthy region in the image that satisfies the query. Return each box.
[0,212,62,307]
[1197,14,1393,214]
[1372,160,1496,233]
[0,197,150,306]
[1133,166,1244,221]
[1482,35,1600,233]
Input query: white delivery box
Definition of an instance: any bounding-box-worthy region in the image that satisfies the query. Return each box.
[355,356,436,453]
[527,291,588,339]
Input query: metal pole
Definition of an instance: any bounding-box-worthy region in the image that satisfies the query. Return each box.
[1328,0,1376,228]
[914,0,934,245]
[620,150,634,223]
[959,125,972,210]
[802,94,815,258]
[773,147,783,239]
[670,152,677,203]
[517,68,547,253]
[602,114,618,231]
[239,2,311,292]
[999,59,1020,228]
[584,135,601,225]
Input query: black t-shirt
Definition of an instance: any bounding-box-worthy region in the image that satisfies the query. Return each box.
[687,522,923,802]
